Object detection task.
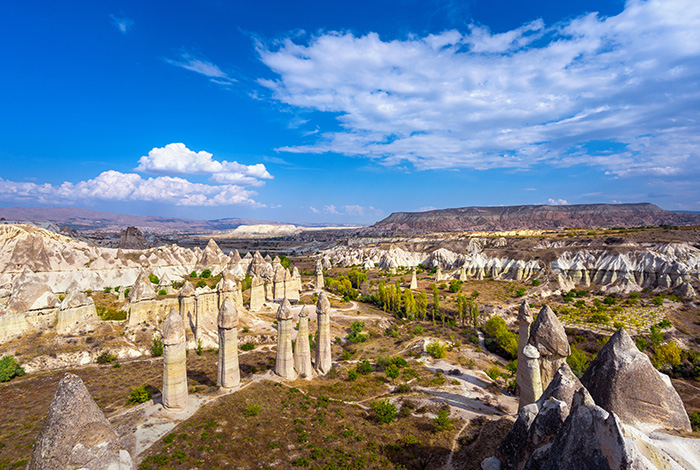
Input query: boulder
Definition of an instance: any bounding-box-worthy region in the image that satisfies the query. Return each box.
[580,328,692,433]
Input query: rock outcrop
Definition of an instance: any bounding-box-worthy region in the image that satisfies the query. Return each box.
[27,373,134,470]
[274,298,296,380]
[56,288,97,334]
[314,292,332,375]
[162,309,188,412]
[580,328,692,433]
[527,305,570,390]
[217,299,240,389]
[119,227,149,250]
[293,306,313,378]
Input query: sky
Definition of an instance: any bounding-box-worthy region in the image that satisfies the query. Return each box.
[1,0,699,225]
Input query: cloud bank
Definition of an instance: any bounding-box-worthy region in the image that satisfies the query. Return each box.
[0,144,271,207]
[258,0,700,179]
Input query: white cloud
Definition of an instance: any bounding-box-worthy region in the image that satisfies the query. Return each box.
[309,206,320,213]
[110,14,133,34]
[547,198,569,205]
[166,51,236,85]
[258,0,700,181]
[136,143,273,187]
[418,206,437,212]
[0,171,261,207]
[323,205,338,214]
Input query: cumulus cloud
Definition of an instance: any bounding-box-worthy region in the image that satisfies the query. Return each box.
[110,14,133,34]
[314,204,382,216]
[0,171,261,207]
[323,205,338,214]
[547,198,569,205]
[136,143,273,186]
[166,51,236,85]
[258,0,700,180]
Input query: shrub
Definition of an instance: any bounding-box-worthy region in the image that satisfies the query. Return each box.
[483,317,518,360]
[515,288,527,297]
[426,341,447,359]
[148,273,160,284]
[414,325,424,335]
[433,408,454,432]
[244,403,261,417]
[242,326,249,333]
[690,412,700,432]
[196,339,203,356]
[151,337,163,357]
[128,385,152,404]
[347,370,359,381]
[651,295,664,306]
[200,269,212,278]
[196,279,207,288]
[590,313,610,324]
[157,288,167,296]
[385,364,400,379]
[532,279,541,286]
[0,356,24,382]
[485,366,501,381]
[567,345,589,377]
[448,279,463,293]
[356,360,373,375]
[104,286,112,293]
[636,336,649,351]
[370,398,397,424]
[96,352,117,364]
[658,318,672,328]
[348,321,369,343]
[190,270,197,278]
[654,342,681,369]
[241,343,255,351]
[124,288,130,297]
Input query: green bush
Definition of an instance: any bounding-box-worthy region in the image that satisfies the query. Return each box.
[567,345,590,377]
[96,352,117,364]
[651,295,664,306]
[654,341,681,369]
[370,398,397,424]
[148,273,160,284]
[385,364,400,379]
[200,269,212,279]
[690,411,700,432]
[244,403,261,417]
[426,341,447,359]
[485,366,501,381]
[128,385,152,404]
[157,288,167,296]
[347,369,359,381]
[151,337,163,357]
[190,270,197,278]
[483,317,518,360]
[532,279,541,286]
[356,360,373,375]
[515,288,527,297]
[0,356,24,382]
[636,336,649,351]
[448,279,462,293]
[241,343,255,351]
[433,408,454,432]
[196,279,207,288]
[414,325,424,335]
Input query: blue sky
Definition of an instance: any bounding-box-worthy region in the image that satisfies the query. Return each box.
[1,0,699,225]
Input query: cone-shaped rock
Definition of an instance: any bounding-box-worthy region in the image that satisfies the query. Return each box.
[162,309,188,411]
[314,260,324,290]
[27,373,134,470]
[528,304,570,390]
[314,292,332,375]
[275,298,296,380]
[294,306,313,378]
[217,299,240,388]
[128,270,156,302]
[516,300,533,402]
[249,275,265,311]
[580,328,692,432]
[410,268,418,290]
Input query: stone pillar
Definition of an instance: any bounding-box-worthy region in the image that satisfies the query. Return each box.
[515,300,533,398]
[179,281,196,341]
[435,266,443,281]
[410,268,418,290]
[315,261,324,291]
[314,292,332,375]
[217,299,240,389]
[519,344,543,410]
[275,298,297,380]
[265,280,274,301]
[294,306,313,378]
[162,309,188,412]
[274,269,285,300]
[250,276,264,311]
[459,266,468,281]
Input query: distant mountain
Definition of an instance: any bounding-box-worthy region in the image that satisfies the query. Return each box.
[372,203,700,232]
[0,207,273,233]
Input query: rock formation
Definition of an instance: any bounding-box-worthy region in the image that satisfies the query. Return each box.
[580,328,692,432]
[273,268,285,300]
[314,260,324,290]
[162,309,188,412]
[217,269,241,309]
[314,292,332,375]
[274,298,297,380]
[527,305,570,390]
[410,268,418,289]
[119,226,148,250]
[178,281,196,340]
[5,267,59,313]
[56,287,98,334]
[217,299,240,389]
[195,239,228,272]
[249,276,265,311]
[27,373,134,470]
[516,300,533,401]
[293,306,313,378]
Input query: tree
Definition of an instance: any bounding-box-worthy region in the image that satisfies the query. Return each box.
[431,284,439,325]
[403,289,416,319]
[417,292,428,320]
